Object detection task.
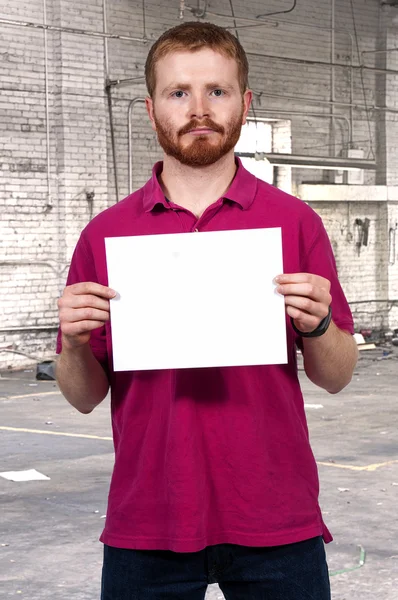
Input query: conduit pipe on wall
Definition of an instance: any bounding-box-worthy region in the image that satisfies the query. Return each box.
[330,0,336,154]
[128,97,147,194]
[103,0,120,202]
[0,326,59,333]
[0,16,149,43]
[246,49,398,77]
[0,260,69,277]
[362,47,398,59]
[43,0,51,208]
[103,0,109,78]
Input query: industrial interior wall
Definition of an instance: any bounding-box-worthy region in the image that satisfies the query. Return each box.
[0,0,395,369]
[301,192,398,333]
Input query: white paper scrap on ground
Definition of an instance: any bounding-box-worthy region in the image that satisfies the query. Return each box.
[105,227,287,371]
[0,469,50,482]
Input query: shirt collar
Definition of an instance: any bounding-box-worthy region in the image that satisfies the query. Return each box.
[142,157,258,213]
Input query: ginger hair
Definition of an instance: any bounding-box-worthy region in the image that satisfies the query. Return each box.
[145,21,249,97]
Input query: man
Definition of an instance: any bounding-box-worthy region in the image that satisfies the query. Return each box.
[57,21,358,600]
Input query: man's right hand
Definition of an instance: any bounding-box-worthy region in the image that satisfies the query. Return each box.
[58,282,116,350]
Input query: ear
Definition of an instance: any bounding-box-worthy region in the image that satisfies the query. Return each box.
[241,89,253,125]
[145,96,157,132]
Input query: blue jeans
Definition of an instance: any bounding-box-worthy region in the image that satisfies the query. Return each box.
[101,536,331,599]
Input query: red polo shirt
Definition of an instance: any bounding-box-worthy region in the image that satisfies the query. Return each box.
[57,159,354,552]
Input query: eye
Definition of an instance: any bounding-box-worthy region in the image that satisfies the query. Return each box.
[211,89,225,97]
[172,90,186,98]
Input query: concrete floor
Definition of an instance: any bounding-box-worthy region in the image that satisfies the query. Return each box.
[1,347,397,600]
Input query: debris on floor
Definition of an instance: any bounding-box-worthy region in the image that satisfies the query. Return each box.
[36,361,56,381]
[354,333,376,350]
[0,469,51,482]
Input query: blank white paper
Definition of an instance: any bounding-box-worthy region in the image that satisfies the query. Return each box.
[105,228,287,371]
[0,469,51,482]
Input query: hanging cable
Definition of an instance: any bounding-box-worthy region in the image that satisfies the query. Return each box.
[228,0,259,145]
[349,0,375,160]
[257,0,297,19]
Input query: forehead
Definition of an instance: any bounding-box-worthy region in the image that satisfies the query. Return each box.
[155,48,239,86]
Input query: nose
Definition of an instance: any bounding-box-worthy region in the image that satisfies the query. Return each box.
[188,93,210,120]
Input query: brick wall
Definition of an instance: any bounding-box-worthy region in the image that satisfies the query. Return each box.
[1,0,397,368]
[299,185,398,331]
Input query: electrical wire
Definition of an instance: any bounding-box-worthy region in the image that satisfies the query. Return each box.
[257,0,297,19]
[228,0,259,150]
[349,0,375,160]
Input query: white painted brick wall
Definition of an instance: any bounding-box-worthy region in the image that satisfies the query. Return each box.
[299,185,398,331]
[1,0,397,368]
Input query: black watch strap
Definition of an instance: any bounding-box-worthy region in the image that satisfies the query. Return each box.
[291,306,332,338]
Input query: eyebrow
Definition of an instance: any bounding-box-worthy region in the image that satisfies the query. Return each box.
[161,82,236,95]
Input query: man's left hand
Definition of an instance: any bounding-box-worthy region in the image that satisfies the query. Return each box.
[275,273,332,334]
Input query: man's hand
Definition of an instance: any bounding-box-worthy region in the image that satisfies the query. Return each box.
[275,273,331,334]
[58,282,116,350]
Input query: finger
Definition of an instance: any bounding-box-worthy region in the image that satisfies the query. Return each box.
[284,296,329,319]
[67,282,116,298]
[275,273,330,289]
[277,282,331,303]
[286,306,320,331]
[61,294,111,311]
[61,307,111,324]
[61,320,107,336]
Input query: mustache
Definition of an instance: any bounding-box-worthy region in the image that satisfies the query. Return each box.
[178,119,225,136]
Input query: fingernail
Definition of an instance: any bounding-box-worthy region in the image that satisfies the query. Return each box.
[109,289,117,298]
[274,276,281,284]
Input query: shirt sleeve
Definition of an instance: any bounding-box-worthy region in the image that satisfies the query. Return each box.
[56,232,109,375]
[301,216,355,335]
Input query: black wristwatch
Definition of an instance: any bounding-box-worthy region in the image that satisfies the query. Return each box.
[291,306,332,338]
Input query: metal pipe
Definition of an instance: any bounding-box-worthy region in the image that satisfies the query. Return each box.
[0,16,148,43]
[103,0,109,78]
[43,0,51,208]
[0,260,68,276]
[142,0,147,39]
[350,38,354,144]
[179,0,185,19]
[108,76,146,88]
[362,47,398,56]
[223,21,279,31]
[128,97,146,194]
[246,50,398,76]
[0,326,59,333]
[103,0,120,204]
[330,0,336,157]
[236,152,376,171]
[251,89,364,112]
[106,84,119,202]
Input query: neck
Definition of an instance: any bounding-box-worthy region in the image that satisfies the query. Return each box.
[158,151,237,218]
